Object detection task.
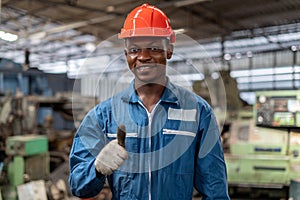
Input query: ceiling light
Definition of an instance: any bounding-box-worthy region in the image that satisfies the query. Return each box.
[246,51,253,58]
[106,6,115,13]
[235,52,242,59]
[223,53,231,61]
[291,45,297,51]
[211,72,220,79]
[85,42,96,52]
[0,30,18,42]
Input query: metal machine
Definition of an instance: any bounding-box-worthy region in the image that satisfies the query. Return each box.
[225,90,300,199]
[2,135,49,200]
[0,92,97,199]
[0,59,96,199]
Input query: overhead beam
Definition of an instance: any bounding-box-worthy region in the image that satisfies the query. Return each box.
[28,14,116,39]
[174,0,212,7]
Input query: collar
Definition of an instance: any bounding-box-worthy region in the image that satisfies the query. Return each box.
[120,78,179,105]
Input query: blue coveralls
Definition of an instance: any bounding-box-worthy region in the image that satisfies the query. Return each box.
[69,80,230,200]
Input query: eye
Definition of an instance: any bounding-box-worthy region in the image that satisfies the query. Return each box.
[148,46,161,52]
[128,47,140,54]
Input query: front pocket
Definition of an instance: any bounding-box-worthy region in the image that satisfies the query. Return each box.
[107,133,139,153]
[162,129,196,147]
[163,129,196,137]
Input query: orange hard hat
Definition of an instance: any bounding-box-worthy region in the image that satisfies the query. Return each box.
[119,4,176,43]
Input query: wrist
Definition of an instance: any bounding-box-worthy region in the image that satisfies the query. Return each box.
[95,167,105,179]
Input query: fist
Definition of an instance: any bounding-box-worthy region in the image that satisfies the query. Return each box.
[94,139,128,175]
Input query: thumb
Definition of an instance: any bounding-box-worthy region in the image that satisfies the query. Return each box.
[117,124,126,148]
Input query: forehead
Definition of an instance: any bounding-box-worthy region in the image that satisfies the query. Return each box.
[125,37,167,46]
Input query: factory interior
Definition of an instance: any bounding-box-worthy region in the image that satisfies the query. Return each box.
[1,0,300,199]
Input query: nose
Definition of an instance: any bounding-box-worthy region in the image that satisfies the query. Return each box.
[137,48,151,61]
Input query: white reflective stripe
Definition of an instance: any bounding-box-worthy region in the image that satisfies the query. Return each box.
[107,132,138,138]
[163,129,196,137]
[168,108,196,121]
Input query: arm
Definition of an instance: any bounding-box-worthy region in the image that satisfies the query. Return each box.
[68,107,108,198]
[194,112,230,200]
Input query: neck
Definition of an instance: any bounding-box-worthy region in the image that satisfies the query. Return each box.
[135,78,167,112]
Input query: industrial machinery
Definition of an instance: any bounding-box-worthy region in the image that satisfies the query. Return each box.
[0,59,97,199]
[2,135,49,200]
[193,70,300,198]
[0,92,98,199]
[225,90,300,199]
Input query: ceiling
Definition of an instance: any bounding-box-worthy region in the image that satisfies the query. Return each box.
[1,0,300,75]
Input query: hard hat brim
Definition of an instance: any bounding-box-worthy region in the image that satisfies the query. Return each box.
[118,27,176,43]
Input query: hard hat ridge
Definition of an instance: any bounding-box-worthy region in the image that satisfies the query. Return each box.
[119,3,176,43]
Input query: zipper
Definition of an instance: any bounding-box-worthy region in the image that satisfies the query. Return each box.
[148,111,152,200]
[138,101,161,200]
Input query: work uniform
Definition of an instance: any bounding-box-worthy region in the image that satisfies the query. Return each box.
[69,79,230,200]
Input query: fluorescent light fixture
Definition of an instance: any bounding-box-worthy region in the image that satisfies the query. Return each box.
[174,28,186,34]
[170,73,205,82]
[231,66,300,84]
[29,31,47,40]
[0,30,18,42]
[230,66,300,77]
[39,62,67,74]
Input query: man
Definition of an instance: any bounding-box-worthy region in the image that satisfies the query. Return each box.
[69,3,230,200]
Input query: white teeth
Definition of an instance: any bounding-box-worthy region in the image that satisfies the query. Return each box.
[137,66,152,71]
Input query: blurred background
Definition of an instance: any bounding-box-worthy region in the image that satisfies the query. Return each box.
[0,0,300,199]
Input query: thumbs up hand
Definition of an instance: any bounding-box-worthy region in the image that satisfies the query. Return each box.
[94,125,128,175]
[117,124,126,148]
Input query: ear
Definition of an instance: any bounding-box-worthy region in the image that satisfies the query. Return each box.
[167,44,173,59]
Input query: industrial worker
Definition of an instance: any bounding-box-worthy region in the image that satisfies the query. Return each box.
[69,3,229,200]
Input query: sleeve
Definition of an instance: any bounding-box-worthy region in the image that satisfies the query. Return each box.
[194,110,230,200]
[68,106,109,198]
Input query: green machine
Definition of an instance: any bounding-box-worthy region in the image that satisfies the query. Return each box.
[225,90,300,198]
[1,135,49,200]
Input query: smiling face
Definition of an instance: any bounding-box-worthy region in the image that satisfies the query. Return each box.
[124,37,173,85]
